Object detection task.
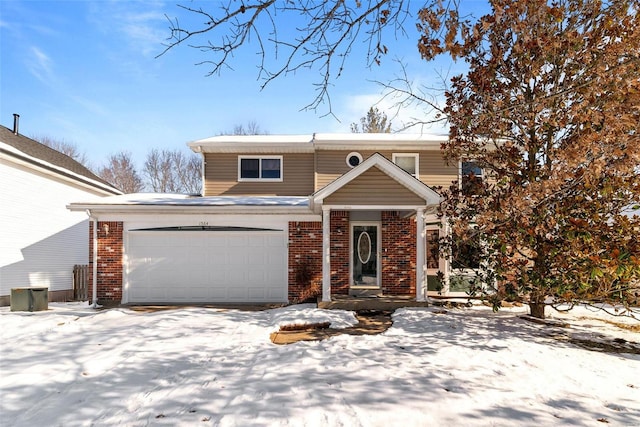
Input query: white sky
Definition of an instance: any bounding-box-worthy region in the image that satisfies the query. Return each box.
[0,1,482,169]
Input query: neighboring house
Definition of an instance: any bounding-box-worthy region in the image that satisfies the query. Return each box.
[0,116,122,305]
[68,133,478,306]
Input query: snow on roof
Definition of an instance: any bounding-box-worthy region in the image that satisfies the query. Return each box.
[312,132,448,142]
[188,133,448,153]
[191,134,314,144]
[69,193,310,208]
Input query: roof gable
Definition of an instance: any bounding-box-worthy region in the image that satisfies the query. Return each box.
[323,167,428,206]
[311,153,441,210]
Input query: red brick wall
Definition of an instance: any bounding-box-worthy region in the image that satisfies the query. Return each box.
[330,211,350,295]
[89,221,123,305]
[288,221,323,302]
[381,211,416,296]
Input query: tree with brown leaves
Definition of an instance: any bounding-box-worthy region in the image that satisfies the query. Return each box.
[420,0,640,318]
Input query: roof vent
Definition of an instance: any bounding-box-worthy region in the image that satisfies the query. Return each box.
[13,113,19,135]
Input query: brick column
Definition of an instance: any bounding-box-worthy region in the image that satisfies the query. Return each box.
[288,221,323,302]
[330,211,350,295]
[89,221,123,306]
[381,211,416,296]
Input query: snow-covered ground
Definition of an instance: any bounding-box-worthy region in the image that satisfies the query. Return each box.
[1,302,638,427]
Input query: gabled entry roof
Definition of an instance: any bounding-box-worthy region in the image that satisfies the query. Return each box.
[310,153,442,212]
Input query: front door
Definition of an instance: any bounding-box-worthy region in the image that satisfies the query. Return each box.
[351,223,380,287]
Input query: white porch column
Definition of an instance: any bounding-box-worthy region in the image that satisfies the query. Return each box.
[416,207,426,301]
[322,207,331,302]
[441,214,450,292]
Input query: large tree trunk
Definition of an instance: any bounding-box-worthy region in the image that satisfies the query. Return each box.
[529,239,548,319]
[529,301,546,319]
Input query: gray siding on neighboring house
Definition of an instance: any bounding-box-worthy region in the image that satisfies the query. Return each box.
[203,153,315,196]
[316,150,457,190]
[323,166,427,206]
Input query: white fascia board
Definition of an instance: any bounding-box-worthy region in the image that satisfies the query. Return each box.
[311,153,442,208]
[0,143,121,196]
[313,133,446,150]
[189,143,315,154]
[188,135,314,154]
[187,133,448,153]
[321,204,428,211]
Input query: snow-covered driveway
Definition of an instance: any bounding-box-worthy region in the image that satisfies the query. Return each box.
[1,303,638,426]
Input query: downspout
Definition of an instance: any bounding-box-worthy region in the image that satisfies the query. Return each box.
[86,209,99,308]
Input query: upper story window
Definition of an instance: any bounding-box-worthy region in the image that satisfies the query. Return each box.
[461,160,483,195]
[392,153,419,178]
[238,156,283,181]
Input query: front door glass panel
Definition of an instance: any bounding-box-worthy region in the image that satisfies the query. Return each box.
[352,225,378,286]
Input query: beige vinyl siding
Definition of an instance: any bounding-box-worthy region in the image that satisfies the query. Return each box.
[419,152,458,188]
[203,153,314,196]
[316,150,457,190]
[324,167,426,205]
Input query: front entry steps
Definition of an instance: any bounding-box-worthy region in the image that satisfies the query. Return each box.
[349,287,382,297]
[318,295,430,310]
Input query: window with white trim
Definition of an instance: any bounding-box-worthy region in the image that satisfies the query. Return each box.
[238,156,283,181]
[392,153,419,178]
[461,160,483,195]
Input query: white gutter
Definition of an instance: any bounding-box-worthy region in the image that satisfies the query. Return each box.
[86,209,99,309]
[0,142,122,196]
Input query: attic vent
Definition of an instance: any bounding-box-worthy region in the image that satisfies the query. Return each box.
[346,152,363,168]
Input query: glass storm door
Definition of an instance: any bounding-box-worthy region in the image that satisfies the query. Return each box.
[352,224,379,287]
[425,228,442,292]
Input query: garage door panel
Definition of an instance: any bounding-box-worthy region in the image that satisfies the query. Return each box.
[248,287,266,299]
[227,287,247,300]
[127,230,287,303]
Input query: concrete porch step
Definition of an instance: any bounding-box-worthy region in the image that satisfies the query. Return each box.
[318,295,430,311]
[349,287,382,297]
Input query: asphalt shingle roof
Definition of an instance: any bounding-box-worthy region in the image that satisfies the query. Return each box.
[0,125,120,194]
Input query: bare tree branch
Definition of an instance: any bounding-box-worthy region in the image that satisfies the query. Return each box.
[32,134,91,168]
[157,0,411,115]
[98,152,144,193]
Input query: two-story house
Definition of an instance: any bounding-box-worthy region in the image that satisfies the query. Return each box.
[68,133,475,306]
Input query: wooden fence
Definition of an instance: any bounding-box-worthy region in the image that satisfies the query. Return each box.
[73,264,89,301]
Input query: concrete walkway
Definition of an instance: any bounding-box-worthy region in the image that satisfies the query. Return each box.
[270,310,393,345]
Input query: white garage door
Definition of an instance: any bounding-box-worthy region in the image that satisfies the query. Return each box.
[126,230,287,303]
